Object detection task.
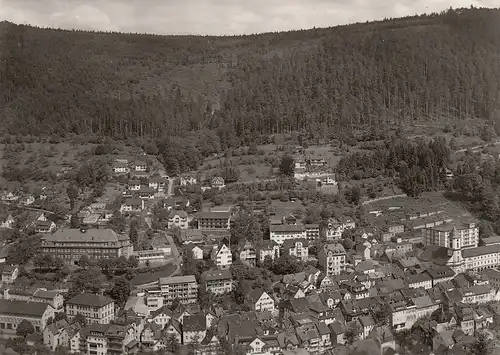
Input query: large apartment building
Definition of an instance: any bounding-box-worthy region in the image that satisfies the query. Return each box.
[41,228,132,265]
[66,293,115,325]
[81,323,136,355]
[200,269,233,295]
[318,243,346,276]
[197,211,231,231]
[423,222,479,249]
[270,224,307,245]
[145,276,198,309]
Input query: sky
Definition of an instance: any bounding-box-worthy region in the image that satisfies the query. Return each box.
[0,0,498,36]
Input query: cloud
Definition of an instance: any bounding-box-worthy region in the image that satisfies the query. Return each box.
[0,0,497,35]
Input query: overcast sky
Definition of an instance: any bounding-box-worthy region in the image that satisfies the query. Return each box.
[0,0,498,36]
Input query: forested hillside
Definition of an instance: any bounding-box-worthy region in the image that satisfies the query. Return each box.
[1,7,500,146]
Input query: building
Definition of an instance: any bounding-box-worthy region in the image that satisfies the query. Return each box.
[270,224,307,246]
[121,198,144,213]
[212,241,232,269]
[391,295,440,330]
[256,240,280,264]
[186,244,204,260]
[424,266,456,287]
[239,240,257,267]
[179,229,204,245]
[35,220,57,234]
[0,299,55,334]
[481,235,500,246]
[66,293,115,325]
[167,210,189,229]
[128,180,141,191]
[407,273,433,290]
[138,187,156,200]
[200,269,233,295]
[81,323,136,355]
[183,314,207,345]
[248,289,275,312]
[1,286,64,310]
[180,176,197,186]
[145,276,198,309]
[305,224,320,241]
[197,211,230,231]
[318,243,346,276]
[149,176,167,192]
[283,239,309,262]
[479,268,500,289]
[134,160,147,172]
[1,265,19,284]
[211,177,225,189]
[112,161,129,174]
[423,222,479,249]
[324,218,356,241]
[41,229,131,265]
[461,244,500,272]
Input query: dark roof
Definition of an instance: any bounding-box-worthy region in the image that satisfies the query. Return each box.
[183,314,206,332]
[201,269,232,282]
[425,266,455,279]
[282,238,309,249]
[462,244,500,258]
[198,211,230,219]
[0,299,49,317]
[45,229,119,243]
[67,293,113,307]
[270,224,305,232]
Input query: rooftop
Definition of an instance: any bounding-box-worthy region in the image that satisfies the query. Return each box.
[201,269,232,282]
[159,275,197,285]
[43,229,119,244]
[67,293,114,307]
[0,299,49,317]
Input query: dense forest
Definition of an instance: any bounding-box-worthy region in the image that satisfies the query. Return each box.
[0,7,500,145]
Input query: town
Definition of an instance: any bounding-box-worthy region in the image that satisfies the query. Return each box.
[0,135,498,355]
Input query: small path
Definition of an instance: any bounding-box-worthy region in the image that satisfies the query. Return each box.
[1,201,55,215]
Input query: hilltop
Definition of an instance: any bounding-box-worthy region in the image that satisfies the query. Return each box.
[0,7,499,146]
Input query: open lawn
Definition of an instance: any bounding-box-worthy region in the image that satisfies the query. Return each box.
[270,200,303,221]
[130,262,177,286]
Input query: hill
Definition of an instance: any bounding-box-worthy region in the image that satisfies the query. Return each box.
[0,7,499,147]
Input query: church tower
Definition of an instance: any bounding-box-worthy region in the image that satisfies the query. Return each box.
[448,227,463,273]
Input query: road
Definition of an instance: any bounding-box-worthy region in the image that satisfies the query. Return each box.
[1,201,55,215]
[454,139,500,154]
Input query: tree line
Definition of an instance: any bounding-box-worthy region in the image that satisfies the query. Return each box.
[0,8,499,146]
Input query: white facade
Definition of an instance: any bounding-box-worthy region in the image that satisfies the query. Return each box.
[254,292,275,312]
[214,244,232,269]
[325,218,356,240]
[319,243,346,276]
[269,225,307,245]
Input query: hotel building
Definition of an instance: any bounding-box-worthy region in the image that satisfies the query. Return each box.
[145,276,198,310]
[318,243,346,276]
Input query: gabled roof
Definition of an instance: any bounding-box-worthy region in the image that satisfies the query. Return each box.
[201,269,232,282]
[0,299,49,317]
[183,314,206,332]
[248,288,267,304]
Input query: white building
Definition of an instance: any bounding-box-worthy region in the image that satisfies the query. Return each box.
[167,210,189,229]
[324,218,356,241]
[145,276,198,309]
[423,222,479,249]
[269,224,307,246]
[248,289,275,312]
[283,239,309,262]
[212,242,232,269]
[318,243,346,276]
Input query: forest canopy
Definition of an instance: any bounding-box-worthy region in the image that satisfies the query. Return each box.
[0,7,499,146]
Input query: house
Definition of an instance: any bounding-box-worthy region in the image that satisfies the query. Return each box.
[149,175,166,192]
[183,314,207,344]
[128,180,141,191]
[0,214,15,229]
[179,229,204,245]
[0,299,55,334]
[283,239,309,262]
[305,224,320,241]
[197,211,231,231]
[134,160,147,172]
[407,273,433,290]
[121,198,144,213]
[180,176,197,186]
[324,218,356,241]
[318,243,346,276]
[80,323,136,355]
[35,220,56,233]
[112,161,129,174]
[248,289,275,312]
[1,265,19,284]
[270,224,307,246]
[256,240,280,264]
[358,315,375,339]
[186,244,204,260]
[212,240,232,269]
[424,266,456,287]
[138,186,156,200]
[211,176,226,189]
[201,269,233,295]
[329,321,346,345]
[44,319,81,352]
[19,195,35,206]
[167,210,189,229]
[239,240,257,266]
[66,293,115,324]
